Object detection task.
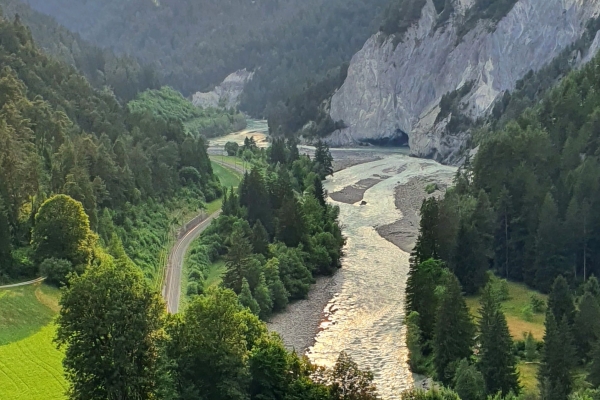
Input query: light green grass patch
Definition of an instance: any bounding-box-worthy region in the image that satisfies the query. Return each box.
[0,324,66,400]
[0,284,60,345]
[205,259,226,289]
[518,362,539,396]
[465,280,547,340]
[0,284,66,400]
[211,161,242,190]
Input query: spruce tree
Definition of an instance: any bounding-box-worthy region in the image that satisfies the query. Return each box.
[239,278,260,316]
[263,258,289,312]
[539,313,576,400]
[477,284,520,396]
[433,274,475,384]
[453,359,486,400]
[494,187,513,279]
[314,140,333,179]
[411,198,440,266]
[287,137,300,164]
[313,176,327,208]
[547,275,575,325]
[224,228,254,293]
[406,311,425,373]
[574,292,600,361]
[405,259,446,343]
[253,273,273,320]
[0,196,12,275]
[276,196,308,248]
[535,193,568,292]
[584,275,600,301]
[452,221,488,295]
[251,220,270,257]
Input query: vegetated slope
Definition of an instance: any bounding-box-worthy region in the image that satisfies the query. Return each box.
[0,0,161,101]
[326,0,600,161]
[0,14,222,282]
[0,284,66,400]
[413,49,600,295]
[19,0,388,121]
[127,87,247,138]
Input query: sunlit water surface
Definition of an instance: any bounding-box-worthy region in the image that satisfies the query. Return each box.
[307,154,456,399]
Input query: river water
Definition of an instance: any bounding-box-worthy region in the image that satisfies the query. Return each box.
[305,153,456,399]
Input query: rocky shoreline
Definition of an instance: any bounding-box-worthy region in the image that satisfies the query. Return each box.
[268,165,449,354]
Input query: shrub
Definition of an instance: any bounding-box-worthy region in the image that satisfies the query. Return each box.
[530,294,545,313]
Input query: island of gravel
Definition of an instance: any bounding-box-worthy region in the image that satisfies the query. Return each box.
[267,160,448,353]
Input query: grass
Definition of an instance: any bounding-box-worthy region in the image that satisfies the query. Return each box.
[0,284,60,346]
[0,283,66,400]
[465,280,547,340]
[211,161,242,189]
[204,259,226,289]
[518,362,539,396]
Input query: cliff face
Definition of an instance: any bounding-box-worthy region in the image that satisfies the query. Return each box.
[192,69,253,109]
[328,0,600,163]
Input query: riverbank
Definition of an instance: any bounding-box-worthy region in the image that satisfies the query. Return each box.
[268,153,456,399]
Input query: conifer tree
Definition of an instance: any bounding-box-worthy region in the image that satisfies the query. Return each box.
[314,140,333,179]
[0,196,12,275]
[452,221,488,295]
[433,274,475,384]
[406,311,425,374]
[477,284,520,396]
[453,359,486,400]
[239,278,260,316]
[494,187,513,279]
[539,312,576,400]
[574,292,600,361]
[263,258,289,312]
[287,137,300,164]
[584,275,600,301]
[253,273,273,320]
[411,198,440,266]
[405,259,446,343]
[276,196,308,248]
[547,275,575,325]
[251,220,270,257]
[224,228,254,293]
[313,175,327,208]
[535,193,568,292]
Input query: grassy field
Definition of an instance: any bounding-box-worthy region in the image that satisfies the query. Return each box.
[0,283,66,400]
[465,280,546,396]
[211,160,242,189]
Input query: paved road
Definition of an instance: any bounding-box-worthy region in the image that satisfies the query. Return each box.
[163,211,222,313]
[0,277,46,289]
[162,158,245,314]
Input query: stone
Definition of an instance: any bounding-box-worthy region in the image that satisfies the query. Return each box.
[192,69,254,109]
[326,0,600,164]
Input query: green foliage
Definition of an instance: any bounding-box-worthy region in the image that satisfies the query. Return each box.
[433,274,475,384]
[39,258,73,287]
[225,141,240,156]
[574,292,600,362]
[239,278,261,316]
[402,387,461,400]
[314,140,334,179]
[127,86,246,138]
[524,332,538,362]
[321,351,379,400]
[453,359,486,400]
[56,254,165,400]
[548,276,575,326]
[538,312,577,400]
[530,295,545,314]
[32,195,96,280]
[406,311,427,374]
[436,81,475,125]
[425,183,439,195]
[477,283,520,396]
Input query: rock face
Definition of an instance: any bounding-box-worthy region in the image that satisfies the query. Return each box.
[328,0,600,163]
[192,69,253,109]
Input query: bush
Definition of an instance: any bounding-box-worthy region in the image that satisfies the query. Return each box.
[40,258,74,286]
[187,281,202,296]
[530,294,545,313]
[521,305,533,322]
[425,183,439,194]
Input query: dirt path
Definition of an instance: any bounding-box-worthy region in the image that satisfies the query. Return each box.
[0,277,46,289]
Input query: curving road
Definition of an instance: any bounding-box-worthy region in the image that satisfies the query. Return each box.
[163,211,222,313]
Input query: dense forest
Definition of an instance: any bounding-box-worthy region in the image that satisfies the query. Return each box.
[19,0,388,127]
[0,12,234,283]
[0,0,161,101]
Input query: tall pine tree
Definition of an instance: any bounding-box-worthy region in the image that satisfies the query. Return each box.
[539,312,576,400]
[574,292,600,361]
[477,284,520,396]
[547,275,576,325]
[433,274,475,384]
[411,198,440,266]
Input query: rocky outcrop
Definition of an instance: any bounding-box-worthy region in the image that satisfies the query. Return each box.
[192,69,253,109]
[327,0,600,163]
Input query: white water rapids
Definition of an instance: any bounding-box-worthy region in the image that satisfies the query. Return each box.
[305,153,456,399]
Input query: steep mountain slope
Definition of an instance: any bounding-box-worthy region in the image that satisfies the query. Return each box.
[20,0,388,119]
[0,0,160,101]
[327,0,600,163]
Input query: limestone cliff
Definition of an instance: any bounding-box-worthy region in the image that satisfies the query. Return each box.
[192,69,253,109]
[327,0,600,163]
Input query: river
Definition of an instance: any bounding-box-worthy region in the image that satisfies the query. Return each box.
[271,150,457,399]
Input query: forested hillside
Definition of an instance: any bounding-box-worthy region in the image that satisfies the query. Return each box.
[19,0,388,127]
[0,0,161,101]
[412,51,600,294]
[0,13,223,283]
